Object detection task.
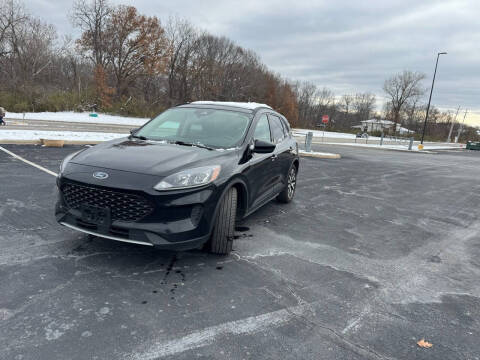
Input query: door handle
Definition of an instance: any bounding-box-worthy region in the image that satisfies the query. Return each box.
[271,154,277,161]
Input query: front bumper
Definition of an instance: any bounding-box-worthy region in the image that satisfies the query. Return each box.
[55,165,222,250]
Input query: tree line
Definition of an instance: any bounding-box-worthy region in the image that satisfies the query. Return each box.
[0,0,477,141]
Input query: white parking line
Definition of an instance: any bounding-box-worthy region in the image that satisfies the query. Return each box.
[0,145,58,177]
[131,302,314,359]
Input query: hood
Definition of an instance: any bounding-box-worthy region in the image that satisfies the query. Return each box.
[70,137,236,176]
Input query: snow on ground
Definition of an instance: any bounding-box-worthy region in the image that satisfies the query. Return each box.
[321,142,466,152]
[299,149,337,156]
[293,129,381,140]
[5,111,149,126]
[298,149,341,158]
[0,130,125,142]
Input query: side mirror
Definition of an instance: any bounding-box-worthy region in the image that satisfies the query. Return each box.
[252,139,275,154]
[130,128,139,135]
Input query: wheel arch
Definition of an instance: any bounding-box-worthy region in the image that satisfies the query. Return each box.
[292,158,300,172]
[209,176,249,234]
[225,177,249,219]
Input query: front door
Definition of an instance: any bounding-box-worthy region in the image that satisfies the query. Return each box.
[244,113,276,209]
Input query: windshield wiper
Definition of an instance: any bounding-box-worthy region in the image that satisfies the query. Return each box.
[131,134,147,140]
[173,140,214,150]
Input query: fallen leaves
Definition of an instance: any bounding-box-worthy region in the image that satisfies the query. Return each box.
[417,339,433,348]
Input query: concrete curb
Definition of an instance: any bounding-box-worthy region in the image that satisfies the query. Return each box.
[299,151,341,159]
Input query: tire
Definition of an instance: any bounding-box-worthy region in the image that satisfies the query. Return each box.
[277,164,297,203]
[209,187,237,255]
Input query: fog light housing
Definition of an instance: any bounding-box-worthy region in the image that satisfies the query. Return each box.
[190,205,203,227]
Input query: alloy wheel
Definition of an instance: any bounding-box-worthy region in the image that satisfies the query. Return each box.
[287,168,296,199]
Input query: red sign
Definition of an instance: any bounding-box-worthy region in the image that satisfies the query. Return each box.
[322,115,329,124]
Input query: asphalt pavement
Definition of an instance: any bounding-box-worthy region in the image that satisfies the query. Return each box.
[1,144,479,360]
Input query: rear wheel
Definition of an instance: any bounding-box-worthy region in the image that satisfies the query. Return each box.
[277,164,297,203]
[208,187,237,255]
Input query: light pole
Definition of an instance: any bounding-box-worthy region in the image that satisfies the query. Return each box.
[421,52,447,144]
[455,109,468,143]
[447,105,460,142]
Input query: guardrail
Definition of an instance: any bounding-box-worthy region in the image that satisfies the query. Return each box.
[356,133,414,149]
[297,131,416,150]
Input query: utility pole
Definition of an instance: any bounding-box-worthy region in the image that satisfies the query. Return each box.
[421,52,447,144]
[447,106,460,143]
[455,109,468,143]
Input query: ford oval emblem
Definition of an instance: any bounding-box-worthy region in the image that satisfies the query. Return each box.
[93,171,109,180]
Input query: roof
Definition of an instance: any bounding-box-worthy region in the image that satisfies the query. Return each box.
[190,101,272,111]
[398,127,414,133]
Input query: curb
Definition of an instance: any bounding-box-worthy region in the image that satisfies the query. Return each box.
[299,151,341,159]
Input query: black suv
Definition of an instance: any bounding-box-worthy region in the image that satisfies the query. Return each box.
[55,101,299,255]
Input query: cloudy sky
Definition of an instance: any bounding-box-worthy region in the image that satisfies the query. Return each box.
[29,0,480,125]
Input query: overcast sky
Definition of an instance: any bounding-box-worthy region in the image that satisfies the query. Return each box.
[29,0,480,125]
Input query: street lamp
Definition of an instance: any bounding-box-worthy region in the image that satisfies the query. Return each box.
[421,52,447,144]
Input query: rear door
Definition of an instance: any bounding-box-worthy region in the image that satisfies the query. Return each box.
[268,114,292,194]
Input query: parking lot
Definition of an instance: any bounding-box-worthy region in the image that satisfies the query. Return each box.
[1,144,479,360]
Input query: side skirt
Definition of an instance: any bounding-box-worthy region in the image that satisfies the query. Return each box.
[243,191,281,218]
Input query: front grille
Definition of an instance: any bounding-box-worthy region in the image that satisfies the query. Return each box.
[62,182,154,222]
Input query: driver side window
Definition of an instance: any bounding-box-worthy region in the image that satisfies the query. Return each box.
[253,114,271,142]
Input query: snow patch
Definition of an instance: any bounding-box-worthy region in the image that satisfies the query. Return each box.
[299,149,340,157]
[0,308,14,321]
[5,111,149,126]
[321,142,466,152]
[0,130,125,142]
[293,129,376,140]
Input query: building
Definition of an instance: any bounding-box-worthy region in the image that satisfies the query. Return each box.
[352,119,414,135]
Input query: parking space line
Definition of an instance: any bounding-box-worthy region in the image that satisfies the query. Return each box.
[0,145,58,177]
[131,302,314,359]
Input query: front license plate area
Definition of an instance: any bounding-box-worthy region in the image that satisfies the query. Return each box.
[81,205,111,228]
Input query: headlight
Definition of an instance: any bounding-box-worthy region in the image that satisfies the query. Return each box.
[59,150,82,175]
[154,165,221,191]
[59,158,68,174]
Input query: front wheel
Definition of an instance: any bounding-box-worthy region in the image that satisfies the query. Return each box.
[277,165,297,203]
[208,187,237,255]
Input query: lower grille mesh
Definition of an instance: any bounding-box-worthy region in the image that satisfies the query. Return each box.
[62,182,153,222]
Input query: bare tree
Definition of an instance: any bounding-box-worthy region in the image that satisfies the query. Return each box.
[104,5,169,97]
[0,8,57,98]
[165,17,197,104]
[352,93,376,121]
[340,94,353,116]
[294,81,317,127]
[314,87,335,126]
[383,70,426,132]
[71,0,111,68]
[316,87,335,109]
[0,0,28,56]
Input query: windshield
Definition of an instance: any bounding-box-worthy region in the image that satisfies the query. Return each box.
[136,108,252,149]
